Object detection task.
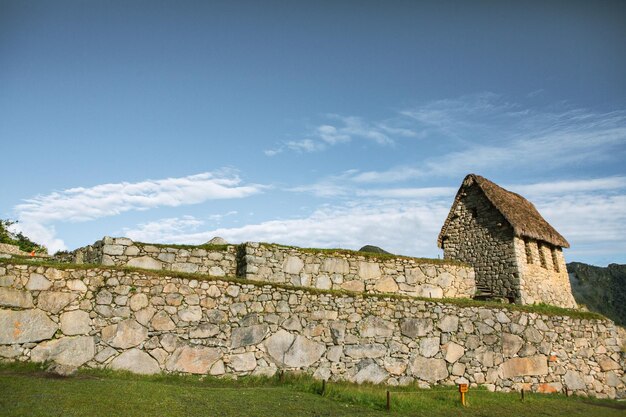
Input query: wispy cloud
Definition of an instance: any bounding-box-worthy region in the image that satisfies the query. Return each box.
[345,97,626,183]
[265,114,415,155]
[13,171,265,252]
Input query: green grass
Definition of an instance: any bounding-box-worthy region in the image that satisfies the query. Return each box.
[0,362,623,417]
[134,241,232,251]
[0,257,607,321]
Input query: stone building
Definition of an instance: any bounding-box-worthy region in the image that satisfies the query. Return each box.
[438,174,577,308]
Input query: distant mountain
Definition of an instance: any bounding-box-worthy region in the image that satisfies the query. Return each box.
[358,245,392,255]
[567,262,626,326]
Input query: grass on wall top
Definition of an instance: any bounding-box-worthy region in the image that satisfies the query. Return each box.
[0,257,606,321]
[257,242,468,266]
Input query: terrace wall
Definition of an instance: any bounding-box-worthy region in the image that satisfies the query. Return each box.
[0,262,624,398]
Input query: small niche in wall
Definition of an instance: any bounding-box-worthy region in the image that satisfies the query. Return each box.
[538,242,547,269]
[524,238,533,264]
[551,248,560,272]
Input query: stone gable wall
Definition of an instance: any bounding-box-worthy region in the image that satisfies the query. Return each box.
[441,184,521,301]
[513,237,577,308]
[242,243,475,299]
[0,262,624,398]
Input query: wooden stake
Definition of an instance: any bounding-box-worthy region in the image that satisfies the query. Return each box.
[386,390,391,411]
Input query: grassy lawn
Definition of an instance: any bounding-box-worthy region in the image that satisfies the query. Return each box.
[1,362,624,417]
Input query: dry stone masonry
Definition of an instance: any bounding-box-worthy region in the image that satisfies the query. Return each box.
[66,237,238,277]
[0,262,624,398]
[63,238,475,300]
[241,243,475,299]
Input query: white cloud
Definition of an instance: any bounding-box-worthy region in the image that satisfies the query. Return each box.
[264,114,414,155]
[12,171,265,253]
[119,201,451,257]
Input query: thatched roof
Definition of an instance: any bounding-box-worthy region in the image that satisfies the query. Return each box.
[438,174,570,248]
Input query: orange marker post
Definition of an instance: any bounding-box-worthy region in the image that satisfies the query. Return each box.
[459,383,468,406]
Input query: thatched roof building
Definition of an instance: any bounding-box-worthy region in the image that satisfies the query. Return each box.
[438,174,576,308]
[438,174,569,249]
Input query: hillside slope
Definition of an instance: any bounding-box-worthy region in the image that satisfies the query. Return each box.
[567,262,626,326]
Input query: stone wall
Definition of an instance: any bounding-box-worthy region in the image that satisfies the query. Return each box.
[65,238,475,300]
[514,237,577,309]
[0,262,624,398]
[68,237,238,278]
[242,243,475,299]
[441,183,520,301]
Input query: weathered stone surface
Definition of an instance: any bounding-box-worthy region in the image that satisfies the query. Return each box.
[373,277,399,293]
[231,324,269,348]
[208,266,225,276]
[500,355,548,378]
[26,273,52,290]
[151,310,176,331]
[109,349,161,374]
[563,370,586,390]
[443,342,464,363]
[359,316,394,337]
[94,346,118,363]
[103,244,125,256]
[345,344,386,359]
[67,280,88,292]
[60,310,91,335]
[384,358,407,375]
[341,280,365,292]
[190,323,220,338]
[166,345,222,374]
[178,306,202,322]
[502,333,524,357]
[315,275,332,290]
[358,262,381,279]
[437,315,459,333]
[230,352,257,372]
[400,318,432,338]
[410,357,449,382]
[265,330,325,368]
[0,345,21,358]
[0,287,34,308]
[104,319,148,349]
[598,357,621,371]
[31,336,95,366]
[321,258,349,274]
[420,337,440,358]
[172,263,199,273]
[37,292,78,314]
[416,284,444,298]
[282,256,304,274]
[0,309,57,344]
[126,256,163,270]
[129,293,149,311]
[283,335,325,367]
[354,360,388,384]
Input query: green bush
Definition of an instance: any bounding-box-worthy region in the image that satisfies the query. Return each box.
[0,219,47,254]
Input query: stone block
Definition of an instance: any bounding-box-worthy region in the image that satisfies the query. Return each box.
[126,256,163,270]
[31,336,95,367]
[166,345,222,374]
[500,355,548,378]
[60,310,91,335]
[0,309,57,344]
[0,287,34,308]
[109,349,160,375]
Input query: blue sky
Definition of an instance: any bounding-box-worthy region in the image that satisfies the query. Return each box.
[1,1,625,265]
